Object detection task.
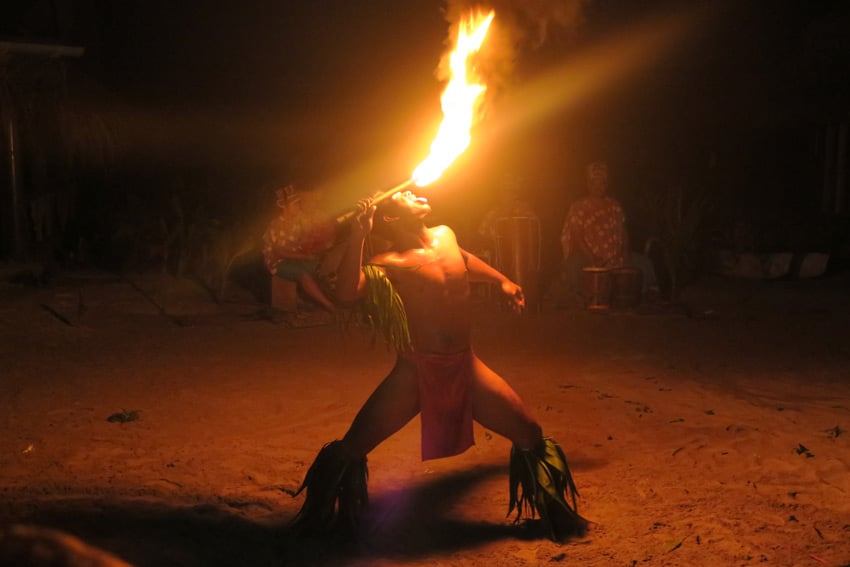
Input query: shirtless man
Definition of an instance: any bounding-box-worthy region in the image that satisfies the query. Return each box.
[292,191,587,542]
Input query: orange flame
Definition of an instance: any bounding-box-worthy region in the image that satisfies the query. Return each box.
[411,10,495,187]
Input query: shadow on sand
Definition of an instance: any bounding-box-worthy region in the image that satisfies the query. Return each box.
[280,464,555,566]
[6,464,581,566]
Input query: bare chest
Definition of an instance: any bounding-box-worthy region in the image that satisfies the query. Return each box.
[390,246,468,299]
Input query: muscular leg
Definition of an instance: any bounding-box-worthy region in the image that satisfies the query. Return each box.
[341,356,420,458]
[469,356,542,449]
[469,356,586,541]
[298,273,336,311]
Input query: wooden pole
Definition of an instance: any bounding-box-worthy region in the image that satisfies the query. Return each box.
[335,178,416,223]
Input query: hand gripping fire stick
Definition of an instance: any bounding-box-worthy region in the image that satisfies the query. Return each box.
[335,179,416,223]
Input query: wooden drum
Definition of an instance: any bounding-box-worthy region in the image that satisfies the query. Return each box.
[580,267,612,310]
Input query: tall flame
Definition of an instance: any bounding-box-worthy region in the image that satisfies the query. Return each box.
[411,10,495,187]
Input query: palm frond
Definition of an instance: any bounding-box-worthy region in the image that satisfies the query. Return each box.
[291,441,368,535]
[349,264,411,353]
[508,437,587,542]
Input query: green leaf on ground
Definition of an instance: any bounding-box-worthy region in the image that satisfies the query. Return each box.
[825,425,843,438]
[794,443,814,458]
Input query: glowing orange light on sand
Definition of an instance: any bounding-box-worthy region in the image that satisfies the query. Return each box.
[411,10,494,187]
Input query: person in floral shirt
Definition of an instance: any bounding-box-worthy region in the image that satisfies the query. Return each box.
[560,161,629,298]
[262,185,337,312]
[561,160,627,263]
[559,161,657,302]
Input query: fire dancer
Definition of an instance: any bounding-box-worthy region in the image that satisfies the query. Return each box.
[292,190,588,542]
[262,184,337,313]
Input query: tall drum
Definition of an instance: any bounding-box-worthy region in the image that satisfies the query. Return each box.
[580,267,612,310]
[493,216,542,311]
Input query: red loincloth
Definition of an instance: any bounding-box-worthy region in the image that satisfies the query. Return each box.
[412,349,475,460]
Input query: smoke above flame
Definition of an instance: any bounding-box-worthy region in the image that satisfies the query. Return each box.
[443,1,587,91]
[410,2,587,187]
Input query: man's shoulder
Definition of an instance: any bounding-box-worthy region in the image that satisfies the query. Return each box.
[568,197,592,214]
[429,224,456,238]
[604,196,625,211]
[263,216,283,239]
[571,195,623,209]
[267,214,298,230]
[367,252,404,269]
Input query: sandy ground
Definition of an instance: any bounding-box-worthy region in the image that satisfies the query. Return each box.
[1,269,849,567]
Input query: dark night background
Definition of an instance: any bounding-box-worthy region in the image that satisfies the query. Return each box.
[2,0,849,288]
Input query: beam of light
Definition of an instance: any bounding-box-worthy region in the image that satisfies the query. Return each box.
[327,5,705,219]
[411,10,495,187]
[487,7,705,141]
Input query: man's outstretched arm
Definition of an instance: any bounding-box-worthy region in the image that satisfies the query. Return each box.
[462,248,507,283]
[461,248,525,312]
